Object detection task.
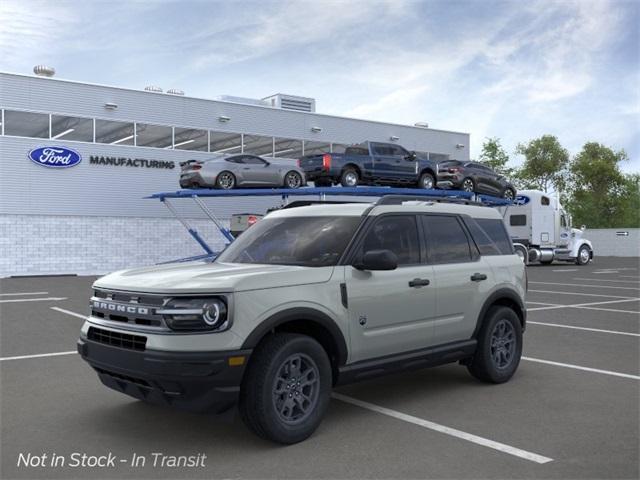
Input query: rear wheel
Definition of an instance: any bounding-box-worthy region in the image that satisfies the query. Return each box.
[461,177,475,193]
[576,245,591,265]
[418,172,435,189]
[340,168,359,187]
[216,171,236,189]
[467,306,522,383]
[239,333,331,444]
[284,171,303,189]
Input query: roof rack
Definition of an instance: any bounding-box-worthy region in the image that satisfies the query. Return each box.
[147,186,511,262]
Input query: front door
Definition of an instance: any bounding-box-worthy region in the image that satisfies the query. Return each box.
[344,215,436,362]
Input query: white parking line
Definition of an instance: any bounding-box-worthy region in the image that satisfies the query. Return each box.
[51,307,87,319]
[620,275,640,279]
[0,297,67,304]
[552,269,578,272]
[528,321,640,337]
[573,306,640,315]
[522,357,640,380]
[0,291,49,296]
[573,278,640,284]
[528,289,635,299]
[0,351,77,362]
[332,393,553,464]
[528,298,640,312]
[526,301,557,306]
[529,281,639,291]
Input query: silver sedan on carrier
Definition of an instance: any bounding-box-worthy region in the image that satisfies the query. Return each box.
[179,154,307,189]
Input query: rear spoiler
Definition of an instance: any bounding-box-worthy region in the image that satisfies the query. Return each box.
[179,159,201,168]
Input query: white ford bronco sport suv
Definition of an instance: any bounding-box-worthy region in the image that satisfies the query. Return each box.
[78,197,526,444]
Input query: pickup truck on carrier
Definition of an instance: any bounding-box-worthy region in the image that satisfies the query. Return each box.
[299,141,439,189]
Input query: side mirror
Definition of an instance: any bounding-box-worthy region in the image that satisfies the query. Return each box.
[405,151,417,161]
[354,249,398,271]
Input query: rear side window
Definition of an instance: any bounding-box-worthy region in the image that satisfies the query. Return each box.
[422,216,472,264]
[360,216,420,265]
[466,218,514,255]
[510,215,526,226]
[345,147,370,156]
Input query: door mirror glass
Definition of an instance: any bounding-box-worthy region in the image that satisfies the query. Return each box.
[354,249,398,271]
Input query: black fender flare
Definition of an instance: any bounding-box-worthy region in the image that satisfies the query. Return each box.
[472,288,526,337]
[241,307,349,366]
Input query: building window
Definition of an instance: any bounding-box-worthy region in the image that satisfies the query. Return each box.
[209,131,242,154]
[274,138,303,159]
[4,110,49,138]
[303,140,330,156]
[51,115,93,142]
[331,143,348,154]
[173,127,208,151]
[243,134,274,156]
[136,123,173,148]
[95,119,135,145]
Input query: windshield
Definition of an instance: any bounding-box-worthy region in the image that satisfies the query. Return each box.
[216,216,362,267]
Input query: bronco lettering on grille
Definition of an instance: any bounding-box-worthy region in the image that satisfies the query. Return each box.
[93,301,149,315]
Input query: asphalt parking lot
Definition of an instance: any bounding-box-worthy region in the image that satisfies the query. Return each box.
[1,257,638,479]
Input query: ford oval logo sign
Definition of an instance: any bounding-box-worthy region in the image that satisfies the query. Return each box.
[28,146,82,168]
[513,195,530,206]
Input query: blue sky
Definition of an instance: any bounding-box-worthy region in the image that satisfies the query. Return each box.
[1,0,638,172]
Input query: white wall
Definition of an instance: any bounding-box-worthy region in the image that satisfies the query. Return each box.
[586,228,640,257]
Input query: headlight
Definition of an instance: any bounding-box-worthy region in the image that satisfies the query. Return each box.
[159,297,229,332]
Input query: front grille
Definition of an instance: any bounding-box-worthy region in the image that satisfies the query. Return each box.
[91,288,167,330]
[88,326,147,351]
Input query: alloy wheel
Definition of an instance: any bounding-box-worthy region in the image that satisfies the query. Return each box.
[344,172,358,187]
[286,172,302,189]
[490,319,516,370]
[462,179,474,192]
[272,353,320,425]
[218,172,235,189]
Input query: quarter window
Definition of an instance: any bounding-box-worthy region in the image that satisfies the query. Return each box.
[360,216,420,265]
[422,215,472,264]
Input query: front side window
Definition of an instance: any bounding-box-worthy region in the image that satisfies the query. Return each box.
[422,215,472,264]
[358,216,420,265]
[216,216,361,267]
[242,155,267,165]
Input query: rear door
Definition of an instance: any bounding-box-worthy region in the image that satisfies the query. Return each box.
[370,143,414,182]
[421,215,492,344]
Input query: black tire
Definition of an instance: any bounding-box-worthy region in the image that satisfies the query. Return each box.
[239,333,332,444]
[461,177,475,193]
[467,306,522,384]
[340,168,359,187]
[503,187,516,200]
[418,172,436,190]
[284,171,303,189]
[576,245,591,265]
[216,171,236,189]
[540,259,553,265]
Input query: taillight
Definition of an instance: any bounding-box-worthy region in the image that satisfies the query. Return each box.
[322,154,332,170]
[448,167,460,173]
[247,215,258,227]
[297,159,301,167]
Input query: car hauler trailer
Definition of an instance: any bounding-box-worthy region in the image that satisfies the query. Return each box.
[499,190,593,265]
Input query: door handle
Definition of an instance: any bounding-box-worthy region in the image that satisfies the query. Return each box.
[409,278,430,288]
[470,273,487,282]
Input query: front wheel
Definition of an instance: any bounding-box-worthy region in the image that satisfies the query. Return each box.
[503,187,516,200]
[239,333,332,444]
[418,172,435,189]
[461,177,475,193]
[467,306,522,383]
[284,171,303,189]
[576,245,591,265]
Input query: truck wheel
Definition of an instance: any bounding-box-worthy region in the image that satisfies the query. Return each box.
[461,178,475,192]
[216,171,236,189]
[239,333,332,444]
[503,188,516,200]
[467,306,522,384]
[340,168,359,187]
[576,245,591,265]
[418,172,435,190]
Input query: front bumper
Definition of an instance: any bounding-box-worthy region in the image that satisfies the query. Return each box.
[77,337,251,413]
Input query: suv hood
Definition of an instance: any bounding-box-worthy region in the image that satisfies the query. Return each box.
[93,261,334,294]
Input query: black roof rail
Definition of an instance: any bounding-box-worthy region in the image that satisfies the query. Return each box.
[375,194,480,206]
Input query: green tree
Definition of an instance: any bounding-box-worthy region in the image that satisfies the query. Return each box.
[565,142,638,228]
[515,135,569,192]
[479,137,512,176]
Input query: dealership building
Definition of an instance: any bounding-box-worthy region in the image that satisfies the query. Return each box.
[0,69,470,277]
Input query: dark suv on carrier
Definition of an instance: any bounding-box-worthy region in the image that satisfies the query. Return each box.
[437,161,516,200]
